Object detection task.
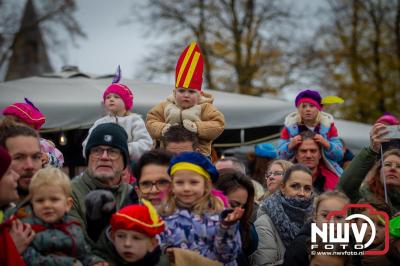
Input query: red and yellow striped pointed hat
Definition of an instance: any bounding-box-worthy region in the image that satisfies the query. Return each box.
[175,42,204,91]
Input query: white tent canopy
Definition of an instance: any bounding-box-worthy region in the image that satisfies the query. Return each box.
[0,75,291,130]
[0,71,371,152]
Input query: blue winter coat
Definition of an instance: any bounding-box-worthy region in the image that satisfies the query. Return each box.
[159,208,241,266]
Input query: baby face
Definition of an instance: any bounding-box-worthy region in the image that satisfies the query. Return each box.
[104,93,126,116]
[111,229,156,262]
[174,88,200,109]
[31,185,72,224]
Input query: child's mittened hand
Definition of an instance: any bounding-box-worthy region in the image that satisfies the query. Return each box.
[85,190,116,220]
[288,135,302,150]
[183,119,198,133]
[162,123,172,136]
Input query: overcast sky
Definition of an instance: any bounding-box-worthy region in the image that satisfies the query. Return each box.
[49,0,152,78]
[47,0,325,86]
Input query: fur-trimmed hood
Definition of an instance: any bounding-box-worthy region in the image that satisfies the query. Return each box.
[284,111,334,128]
[166,91,214,105]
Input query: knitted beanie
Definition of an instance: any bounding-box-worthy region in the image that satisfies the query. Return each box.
[376,113,399,125]
[103,83,134,111]
[85,123,129,167]
[295,90,322,111]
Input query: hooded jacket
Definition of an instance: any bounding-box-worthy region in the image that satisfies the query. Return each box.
[146,92,225,156]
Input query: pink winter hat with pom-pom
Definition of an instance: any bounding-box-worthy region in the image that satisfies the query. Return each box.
[376,113,399,125]
[102,65,134,111]
[2,98,45,130]
[103,83,134,111]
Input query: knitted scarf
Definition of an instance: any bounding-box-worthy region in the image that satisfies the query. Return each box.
[260,191,314,247]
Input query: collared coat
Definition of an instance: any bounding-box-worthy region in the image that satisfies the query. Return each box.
[146,92,225,156]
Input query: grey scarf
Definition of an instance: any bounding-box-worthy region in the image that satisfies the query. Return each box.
[260,191,314,247]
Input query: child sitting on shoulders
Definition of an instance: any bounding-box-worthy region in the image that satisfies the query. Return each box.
[146,43,225,157]
[159,151,243,266]
[278,89,343,163]
[18,167,107,266]
[83,66,152,161]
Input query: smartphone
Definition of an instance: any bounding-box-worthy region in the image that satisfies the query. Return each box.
[384,125,400,139]
[382,140,400,153]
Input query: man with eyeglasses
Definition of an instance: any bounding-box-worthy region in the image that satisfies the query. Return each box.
[70,123,138,247]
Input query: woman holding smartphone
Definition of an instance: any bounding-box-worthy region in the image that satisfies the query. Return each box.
[339,122,400,214]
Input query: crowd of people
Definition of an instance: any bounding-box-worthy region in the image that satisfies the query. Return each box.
[0,42,399,266]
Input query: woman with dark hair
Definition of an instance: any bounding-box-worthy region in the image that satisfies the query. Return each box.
[339,122,400,214]
[251,164,314,266]
[215,169,257,266]
[132,149,174,208]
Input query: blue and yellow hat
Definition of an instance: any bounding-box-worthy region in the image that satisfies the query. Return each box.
[168,152,219,183]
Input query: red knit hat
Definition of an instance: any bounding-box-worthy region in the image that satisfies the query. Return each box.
[0,146,12,178]
[103,83,134,111]
[175,42,204,91]
[2,98,45,130]
[110,200,165,237]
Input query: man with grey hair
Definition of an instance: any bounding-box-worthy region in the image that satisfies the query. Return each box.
[70,123,138,246]
[215,156,247,174]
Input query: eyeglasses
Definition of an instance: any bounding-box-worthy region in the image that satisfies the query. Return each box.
[265,171,284,179]
[90,147,121,160]
[138,179,171,193]
[383,162,400,169]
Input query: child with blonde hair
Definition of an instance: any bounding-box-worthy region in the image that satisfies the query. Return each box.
[83,66,152,161]
[18,167,107,266]
[146,43,225,156]
[278,89,343,163]
[159,152,242,266]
